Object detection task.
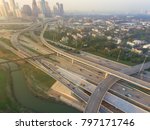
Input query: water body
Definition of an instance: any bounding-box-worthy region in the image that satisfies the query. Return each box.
[5,61,79,113]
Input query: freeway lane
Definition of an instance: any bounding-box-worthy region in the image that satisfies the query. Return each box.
[45,37,128,71]
[85,76,119,112]
[1,38,148,113]
[85,62,150,113]
[41,23,150,113]
[9,21,92,106]
[8,19,149,112]
[41,23,150,89]
[40,56,149,112]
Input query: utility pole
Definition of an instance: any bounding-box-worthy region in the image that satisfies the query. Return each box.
[139,55,148,79]
[117,49,121,62]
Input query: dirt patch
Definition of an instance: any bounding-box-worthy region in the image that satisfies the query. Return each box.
[0,51,5,57]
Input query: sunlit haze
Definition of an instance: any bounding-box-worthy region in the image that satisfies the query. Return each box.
[5,0,150,13]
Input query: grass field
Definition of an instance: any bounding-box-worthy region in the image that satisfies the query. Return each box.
[0,37,13,47]
[0,38,56,91]
[21,63,56,92]
[0,43,56,112]
[0,68,21,112]
[0,69,8,102]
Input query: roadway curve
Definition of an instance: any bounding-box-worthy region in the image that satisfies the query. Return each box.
[9,20,150,113]
[85,62,150,113]
[41,23,150,89]
[41,23,150,113]
[10,20,91,104]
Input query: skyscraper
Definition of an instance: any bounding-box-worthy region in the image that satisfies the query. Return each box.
[45,1,51,17]
[41,0,47,16]
[32,0,39,17]
[4,1,10,13]
[53,5,58,16]
[59,3,64,16]
[0,0,8,17]
[37,0,51,17]
[9,0,16,16]
[53,2,64,16]
[22,5,32,17]
[15,2,21,17]
[37,1,42,13]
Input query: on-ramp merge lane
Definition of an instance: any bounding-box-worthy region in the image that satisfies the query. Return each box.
[41,23,150,89]
[85,62,150,113]
[41,23,150,113]
[10,21,91,104]
[10,20,149,112]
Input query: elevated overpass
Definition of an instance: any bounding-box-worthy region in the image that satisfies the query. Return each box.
[41,22,150,113]
[9,20,91,105]
[41,23,150,89]
[9,19,150,113]
[85,62,150,113]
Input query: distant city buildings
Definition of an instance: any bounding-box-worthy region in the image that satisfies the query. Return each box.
[0,0,21,17]
[9,0,16,16]
[0,0,8,17]
[22,5,32,17]
[40,0,47,17]
[15,3,21,17]
[0,0,65,19]
[37,0,51,17]
[4,1,10,14]
[45,1,51,17]
[53,2,64,16]
[32,0,39,17]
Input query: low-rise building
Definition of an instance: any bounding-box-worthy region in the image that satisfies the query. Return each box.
[133,40,145,45]
[143,44,150,49]
[127,41,135,46]
[131,48,143,54]
[107,36,112,40]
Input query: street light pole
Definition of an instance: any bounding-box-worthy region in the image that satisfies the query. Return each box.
[117,49,121,62]
[139,55,148,79]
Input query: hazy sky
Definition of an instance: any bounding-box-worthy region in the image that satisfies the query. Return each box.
[6,0,150,13]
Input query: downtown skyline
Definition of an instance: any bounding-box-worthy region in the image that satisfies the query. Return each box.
[0,0,64,18]
[4,0,150,14]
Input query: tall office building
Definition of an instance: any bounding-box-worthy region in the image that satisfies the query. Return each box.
[53,2,64,16]
[37,0,51,17]
[37,1,42,13]
[53,5,58,15]
[32,0,39,17]
[59,3,64,16]
[45,1,51,17]
[9,0,16,16]
[56,2,61,15]
[15,2,21,17]
[0,0,8,17]
[4,2,10,12]
[41,0,47,16]
[22,5,32,17]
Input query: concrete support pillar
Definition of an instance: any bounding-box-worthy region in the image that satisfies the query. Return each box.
[104,73,108,78]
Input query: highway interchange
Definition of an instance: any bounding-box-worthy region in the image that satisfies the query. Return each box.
[0,18,150,113]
